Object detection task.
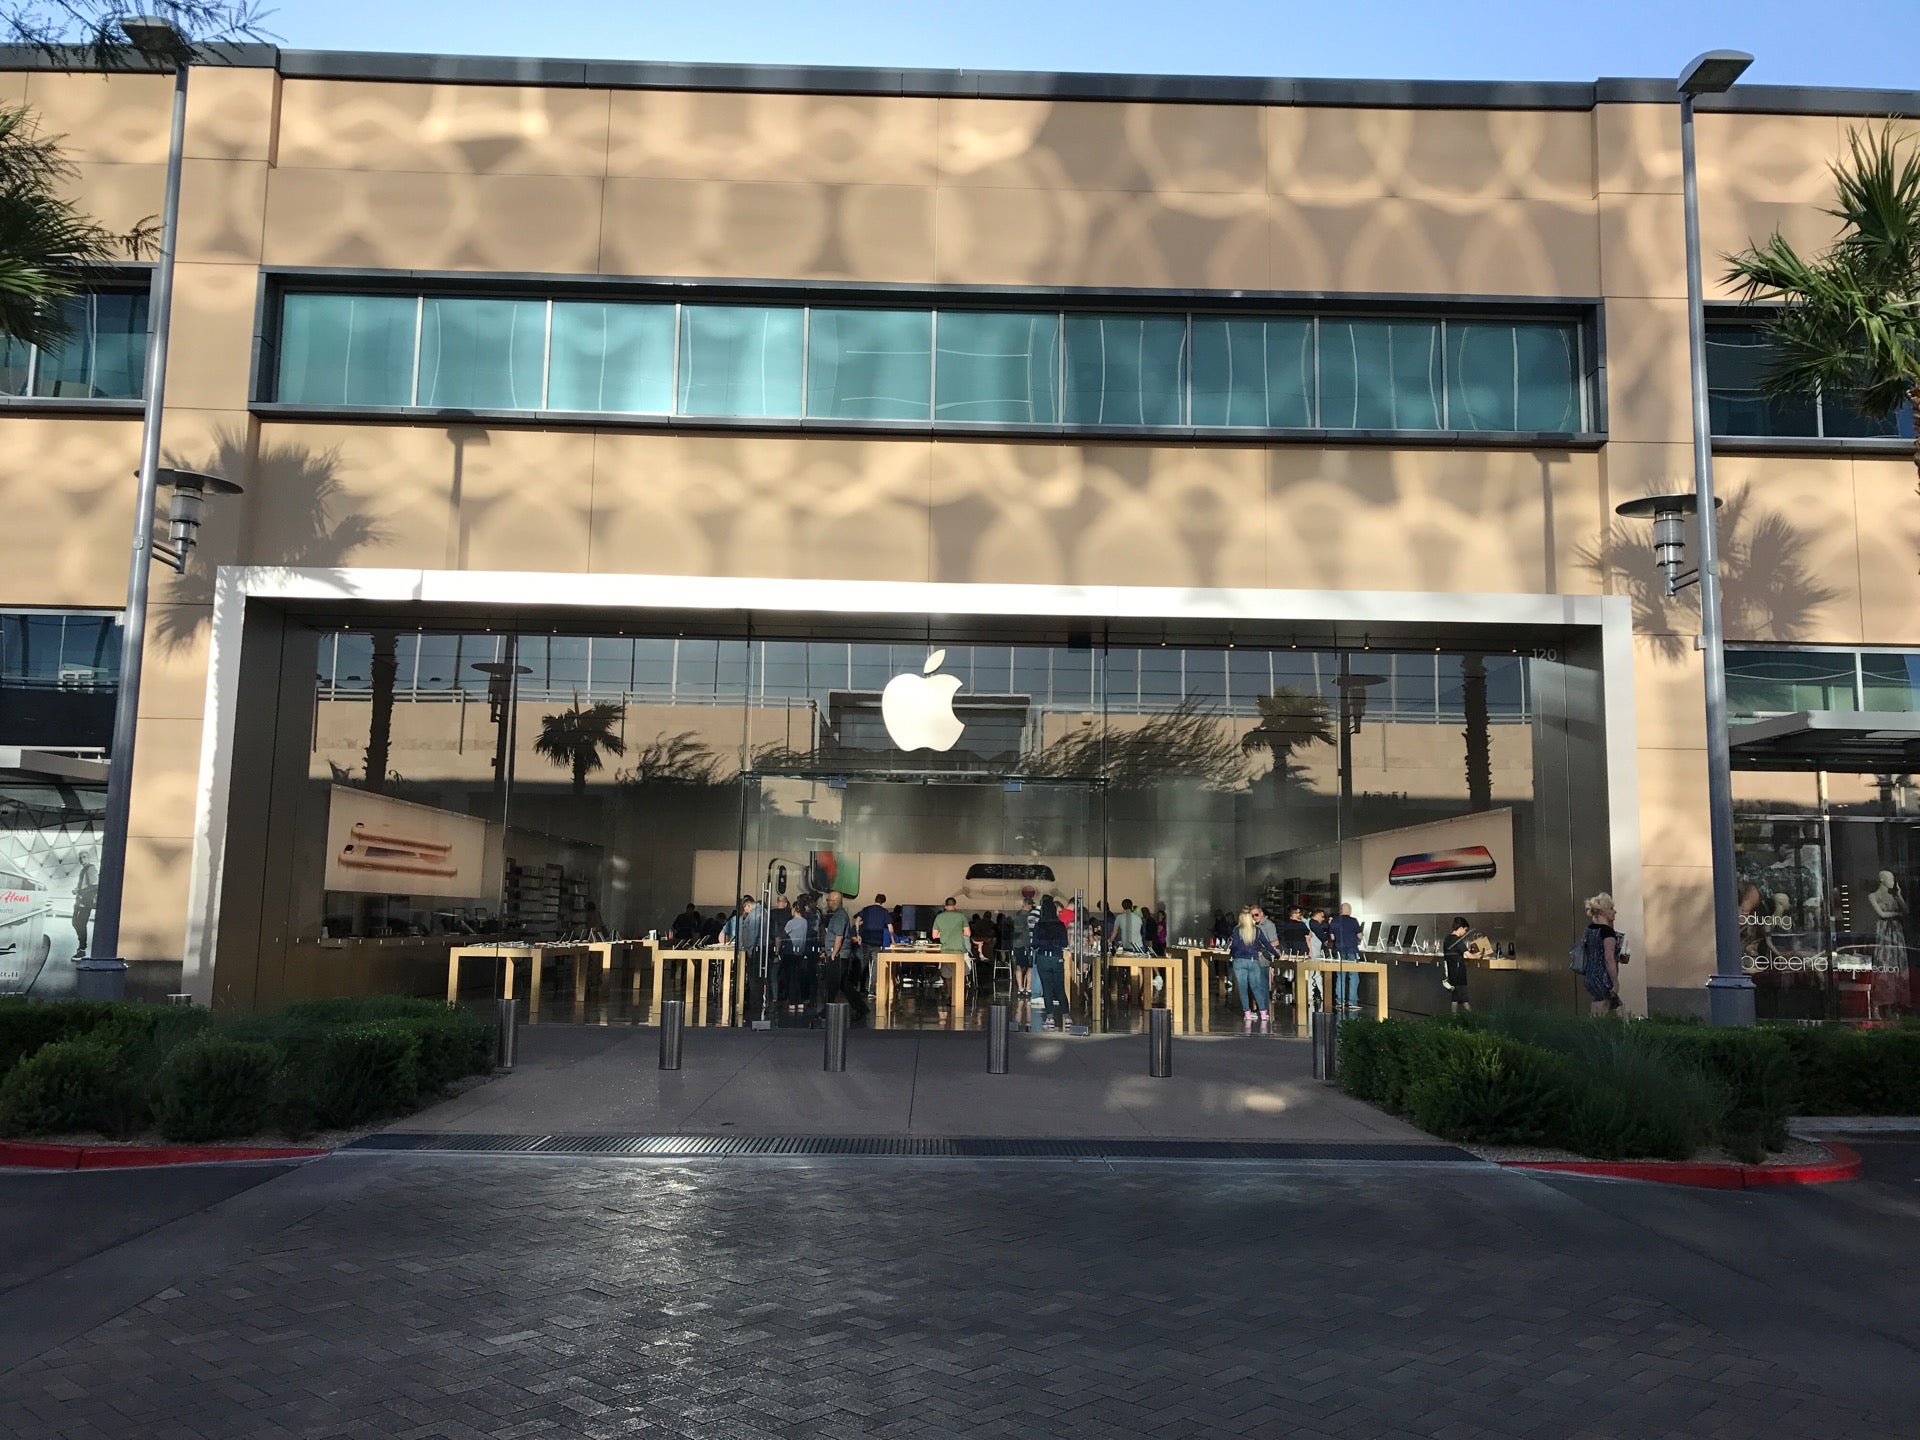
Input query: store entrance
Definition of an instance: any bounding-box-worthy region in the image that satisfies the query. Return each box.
[736,771,1110,1030]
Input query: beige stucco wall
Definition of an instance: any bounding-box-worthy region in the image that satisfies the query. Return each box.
[0,63,1909,1000]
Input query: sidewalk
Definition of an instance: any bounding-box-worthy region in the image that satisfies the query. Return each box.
[399,1025,1436,1142]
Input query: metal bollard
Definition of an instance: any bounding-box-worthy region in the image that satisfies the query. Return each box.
[1312,1009,1339,1081]
[1148,1007,1173,1078]
[496,997,519,1071]
[658,998,684,1070]
[987,1003,1010,1074]
[824,1002,849,1071]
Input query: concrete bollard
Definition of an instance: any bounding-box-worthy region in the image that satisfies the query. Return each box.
[1148,1007,1172,1078]
[987,1003,1010,1074]
[824,1002,849,1072]
[496,997,519,1071]
[659,998,684,1070]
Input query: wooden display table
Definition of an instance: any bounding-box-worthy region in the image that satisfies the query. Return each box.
[642,943,738,1027]
[1293,958,1389,1035]
[448,940,649,1016]
[873,945,967,1030]
[1170,945,1229,1031]
[1101,951,1193,1032]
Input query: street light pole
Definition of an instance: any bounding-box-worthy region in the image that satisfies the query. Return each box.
[1677,50,1756,1027]
[86,38,191,991]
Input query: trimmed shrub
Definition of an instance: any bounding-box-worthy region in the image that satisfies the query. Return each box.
[0,998,111,1075]
[1649,1026,1798,1160]
[1558,1040,1721,1161]
[153,1036,281,1142]
[0,1038,135,1137]
[1776,1025,1920,1115]
[1403,1030,1568,1145]
[294,1021,422,1130]
[276,998,493,1093]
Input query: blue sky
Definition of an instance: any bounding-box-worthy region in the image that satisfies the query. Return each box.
[265,0,1915,90]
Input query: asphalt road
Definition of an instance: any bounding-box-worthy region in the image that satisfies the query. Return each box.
[0,1143,1914,1439]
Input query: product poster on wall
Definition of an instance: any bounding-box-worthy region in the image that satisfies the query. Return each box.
[1348,809,1516,917]
[0,781,103,998]
[323,787,495,898]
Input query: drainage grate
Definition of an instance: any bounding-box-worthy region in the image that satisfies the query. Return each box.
[347,1133,1475,1163]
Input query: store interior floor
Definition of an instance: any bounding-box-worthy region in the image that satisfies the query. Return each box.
[403,1023,1432,1142]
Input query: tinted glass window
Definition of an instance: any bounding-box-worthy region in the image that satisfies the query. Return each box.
[807,308,932,421]
[1726,650,1857,717]
[278,293,417,406]
[934,311,1060,424]
[1706,325,1819,437]
[1447,321,1580,432]
[548,302,674,414]
[417,298,546,410]
[677,305,804,418]
[1860,652,1920,713]
[1190,317,1312,427]
[33,291,148,400]
[1318,319,1442,430]
[1062,314,1186,426]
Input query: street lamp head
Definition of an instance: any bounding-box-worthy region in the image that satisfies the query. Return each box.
[118,14,191,63]
[1615,491,1724,595]
[1678,50,1753,96]
[151,467,241,567]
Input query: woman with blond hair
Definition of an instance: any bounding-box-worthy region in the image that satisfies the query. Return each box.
[1227,905,1279,1034]
[1580,893,1624,1016]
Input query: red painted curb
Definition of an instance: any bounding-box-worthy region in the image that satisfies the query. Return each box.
[1501,1141,1862,1190]
[0,1142,327,1171]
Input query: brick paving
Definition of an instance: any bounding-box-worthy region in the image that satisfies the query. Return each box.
[1,1151,1917,1439]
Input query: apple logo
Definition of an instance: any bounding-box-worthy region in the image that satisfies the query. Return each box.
[881,649,965,753]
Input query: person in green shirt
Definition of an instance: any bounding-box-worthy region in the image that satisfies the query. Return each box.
[931,897,970,954]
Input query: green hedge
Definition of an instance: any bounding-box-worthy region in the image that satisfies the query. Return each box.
[1340,1013,1773,1161]
[0,996,495,1141]
[1774,1025,1920,1115]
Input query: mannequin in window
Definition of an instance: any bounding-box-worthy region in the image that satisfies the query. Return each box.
[1868,870,1907,971]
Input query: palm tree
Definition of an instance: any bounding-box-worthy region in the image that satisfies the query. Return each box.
[1724,126,1920,487]
[1239,686,1335,784]
[534,701,628,796]
[0,105,151,348]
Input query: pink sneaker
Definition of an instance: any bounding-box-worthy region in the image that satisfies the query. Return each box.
[1243,1011,1255,1034]
[1259,1011,1271,1035]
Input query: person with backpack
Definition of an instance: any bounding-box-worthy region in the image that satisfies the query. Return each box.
[1579,893,1625,1016]
[780,897,813,1014]
[1442,917,1472,1013]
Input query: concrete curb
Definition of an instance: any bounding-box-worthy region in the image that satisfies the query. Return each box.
[0,1141,328,1171]
[1499,1141,1861,1190]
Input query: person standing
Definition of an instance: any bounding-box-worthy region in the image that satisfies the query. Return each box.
[780,898,811,1013]
[727,895,769,1017]
[855,892,895,952]
[1442,916,1473,1013]
[70,859,97,957]
[1030,895,1070,1031]
[670,902,702,945]
[814,891,868,1023]
[1014,893,1037,1001]
[931,897,970,1008]
[1111,898,1145,953]
[1330,902,1364,1014]
[1580,894,1624,1017]
[1228,906,1279,1034]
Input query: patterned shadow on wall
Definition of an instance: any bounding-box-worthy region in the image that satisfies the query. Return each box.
[152,428,386,652]
[1581,484,1843,662]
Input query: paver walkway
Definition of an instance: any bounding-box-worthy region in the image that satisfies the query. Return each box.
[408,1024,1430,1141]
[3,1146,1920,1439]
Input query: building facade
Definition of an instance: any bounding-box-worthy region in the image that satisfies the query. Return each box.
[0,47,1914,1023]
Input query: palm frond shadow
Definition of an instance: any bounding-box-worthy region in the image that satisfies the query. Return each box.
[1577,486,1844,663]
[153,430,386,652]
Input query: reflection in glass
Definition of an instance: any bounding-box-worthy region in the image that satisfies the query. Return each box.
[806,308,932,420]
[1190,317,1312,427]
[1726,650,1858,717]
[934,311,1060,424]
[1062,314,1186,426]
[278,293,417,406]
[548,302,674,414]
[677,305,804,417]
[418,298,546,410]
[1318,320,1442,430]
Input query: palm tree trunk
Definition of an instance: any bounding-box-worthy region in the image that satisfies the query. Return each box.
[364,630,397,795]
[1462,654,1491,813]
[573,751,588,796]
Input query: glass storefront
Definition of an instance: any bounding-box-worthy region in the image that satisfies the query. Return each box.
[1737,770,1920,1022]
[217,613,1607,1028]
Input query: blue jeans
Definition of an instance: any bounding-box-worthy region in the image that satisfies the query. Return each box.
[1231,958,1270,1014]
[1335,950,1362,1008]
[1033,952,1067,1024]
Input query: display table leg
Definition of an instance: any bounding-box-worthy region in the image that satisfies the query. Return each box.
[1375,967,1388,1022]
[446,956,461,1006]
